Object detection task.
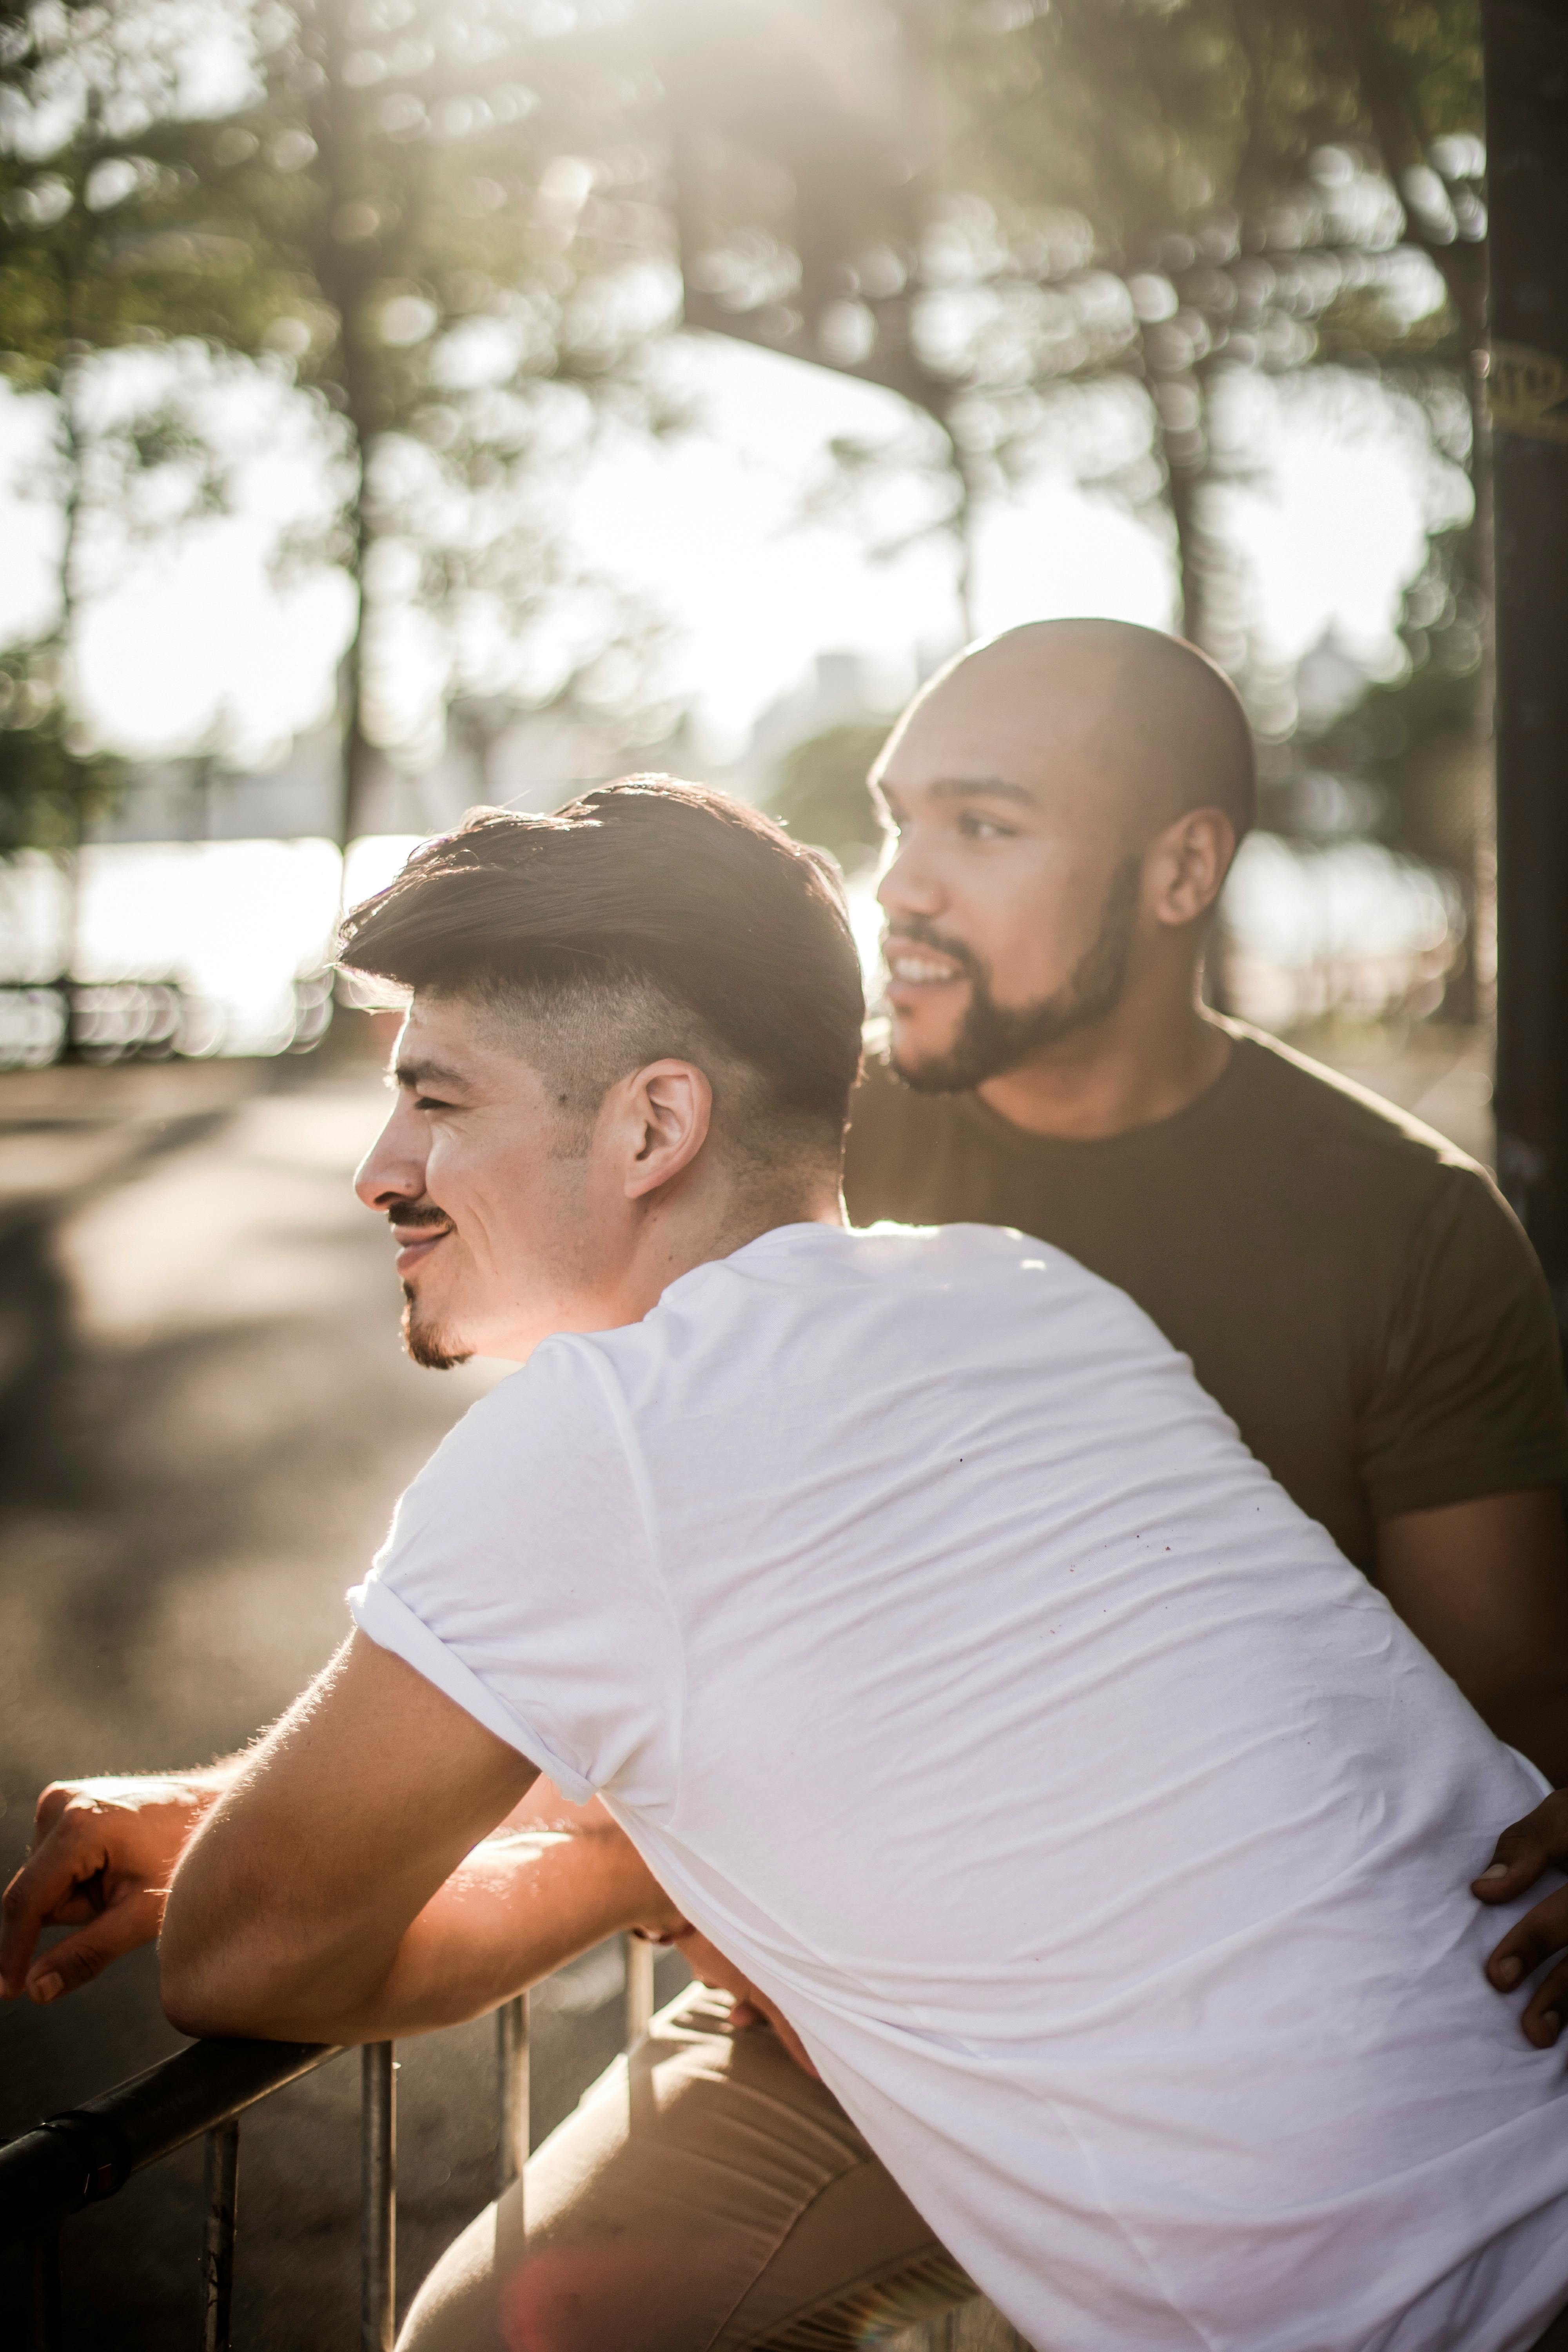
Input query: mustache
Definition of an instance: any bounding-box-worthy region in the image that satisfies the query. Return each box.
[388,1203,452,1235]
[883,917,985,983]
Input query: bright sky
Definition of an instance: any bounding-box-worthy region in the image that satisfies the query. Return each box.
[0,332,1464,769]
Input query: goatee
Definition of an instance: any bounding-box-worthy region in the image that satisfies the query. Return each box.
[891,854,1142,1094]
[401,1287,470,1371]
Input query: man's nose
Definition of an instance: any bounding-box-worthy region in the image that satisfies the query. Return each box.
[354,1098,426,1213]
[878,831,945,921]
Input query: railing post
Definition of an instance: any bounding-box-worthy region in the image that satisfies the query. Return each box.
[361,2043,396,2352]
[495,1993,529,2213]
[625,1935,655,2046]
[30,2222,61,2352]
[200,2120,240,2352]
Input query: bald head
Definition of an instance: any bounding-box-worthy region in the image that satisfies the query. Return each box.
[873,619,1253,1095]
[878,620,1256,848]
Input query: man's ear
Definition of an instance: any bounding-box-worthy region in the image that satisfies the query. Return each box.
[1147,807,1236,928]
[616,1061,714,1201]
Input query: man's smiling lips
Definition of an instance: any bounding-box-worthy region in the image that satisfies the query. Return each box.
[390,1220,452,1277]
[884,942,969,1005]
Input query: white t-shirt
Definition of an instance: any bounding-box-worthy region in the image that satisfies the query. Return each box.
[351,1222,1568,2352]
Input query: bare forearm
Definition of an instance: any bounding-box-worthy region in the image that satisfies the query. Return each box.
[323,1828,673,2043]
[169,1825,670,2045]
[160,1641,536,2042]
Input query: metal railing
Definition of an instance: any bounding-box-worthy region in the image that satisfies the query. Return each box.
[1,1940,1020,2352]
[0,1938,657,2352]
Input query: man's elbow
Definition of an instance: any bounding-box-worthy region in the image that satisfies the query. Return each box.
[160,1899,309,2042]
[160,1933,270,2040]
[160,1964,238,2041]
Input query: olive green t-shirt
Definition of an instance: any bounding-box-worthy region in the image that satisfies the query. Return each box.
[842,1020,1568,1572]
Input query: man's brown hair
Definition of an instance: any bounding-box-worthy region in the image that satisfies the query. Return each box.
[338,776,866,1136]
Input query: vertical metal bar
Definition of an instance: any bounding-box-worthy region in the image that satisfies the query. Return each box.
[201,2118,240,2352]
[30,2223,62,2352]
[625,1933,656,2047]
[495,1991,530,2211]
[361,2042,396,2352]
[1485,0,1568,1347]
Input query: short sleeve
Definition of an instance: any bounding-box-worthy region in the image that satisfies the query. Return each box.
[1360,1164,1568,1522]
[348,1339,681,1811]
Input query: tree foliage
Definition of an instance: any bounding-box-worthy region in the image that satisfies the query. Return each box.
[0,0,682,858]
[0,0,1499,912]
[764,720,892,870]
[935,0,1487,653]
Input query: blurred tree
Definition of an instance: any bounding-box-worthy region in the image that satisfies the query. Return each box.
[1274,492,1492,1017]
[933,0,1487,656]
[656,0,1490,707]
[764,719,893,869]
[0,0,272,867]
[170,0,683,843]
[0,0,1500,901]
[0,0,681,866]
[686,0,1496,1027]
[664,0,1493,940]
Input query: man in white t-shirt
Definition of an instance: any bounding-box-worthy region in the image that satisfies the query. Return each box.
[15,779,1568,2351]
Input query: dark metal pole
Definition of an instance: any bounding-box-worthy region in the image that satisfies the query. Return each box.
[361,2044,396,2352]
[30,2223,62,2352]
[201,2120,240,2352]
[1485,0,1568,1342]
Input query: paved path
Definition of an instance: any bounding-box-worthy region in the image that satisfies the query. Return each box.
[0,1044,680,2347]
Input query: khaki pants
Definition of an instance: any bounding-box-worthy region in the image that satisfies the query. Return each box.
[399,1983,1568,2352]
[397,1984,977,2352]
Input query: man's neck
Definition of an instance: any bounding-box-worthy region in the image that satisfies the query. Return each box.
[619,1174,845,1322]
[973,999,1232,1143]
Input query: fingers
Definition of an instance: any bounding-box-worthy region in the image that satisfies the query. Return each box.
[1476,1798,1568,2048]
[1487,1885,1568,1996]
[22,1887,167,2006]
[1519,1953,1568,2050]
[1473,1793,1568,1903]
[0,1818,110,1997]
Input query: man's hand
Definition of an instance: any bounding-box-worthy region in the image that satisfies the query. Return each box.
[0,1771,231,2006]
[671,1926,820,2079]
[1473,1790,1568,2046]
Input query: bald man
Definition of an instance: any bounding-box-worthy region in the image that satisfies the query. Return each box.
[848,619,1568,1783]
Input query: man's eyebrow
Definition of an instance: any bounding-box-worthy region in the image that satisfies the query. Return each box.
[879,774,1040,809]
[391,1056,470,1092]
[926,777,1040,808]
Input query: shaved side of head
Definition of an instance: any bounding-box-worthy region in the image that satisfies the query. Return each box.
[883,619,1257,851]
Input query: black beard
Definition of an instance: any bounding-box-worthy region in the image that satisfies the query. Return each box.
[400,1287,471,1372]
[891,855,1143,1095]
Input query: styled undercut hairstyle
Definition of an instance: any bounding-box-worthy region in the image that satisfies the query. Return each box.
[337,777,867,1150]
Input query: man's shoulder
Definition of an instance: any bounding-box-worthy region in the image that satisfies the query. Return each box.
[851,1016,1499,1205]
[406,1340,621,1495]
[1221,1022,1495,1201]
